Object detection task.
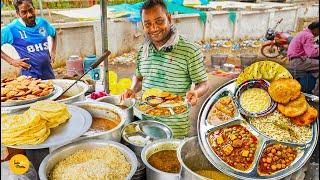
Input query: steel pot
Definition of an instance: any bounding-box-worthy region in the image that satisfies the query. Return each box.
[50,79,89,104]
[39,139,138,180]
[72,101,126,141]
[49,101,126,152]
[177,137,233,180]
[141,139,182,180]
[96,95,135,124]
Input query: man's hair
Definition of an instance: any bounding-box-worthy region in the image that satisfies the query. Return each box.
[13,0,33,12]
[140,0,168,15]
[308,21,319,30]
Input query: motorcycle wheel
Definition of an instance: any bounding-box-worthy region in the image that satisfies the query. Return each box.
[261,44,280,58]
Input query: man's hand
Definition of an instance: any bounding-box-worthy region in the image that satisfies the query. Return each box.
[10,58,31,69]
[50,51,56,64]
[186,90,198,106]
[120,89,136,101]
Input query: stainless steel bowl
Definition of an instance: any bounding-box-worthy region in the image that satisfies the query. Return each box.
[39,139,138,180]
[141,139,182,180]
[50,79,89,104]
[96,95,136,124]
[177,137,233,180]
[72,101,126,142]
[121,120,173,157]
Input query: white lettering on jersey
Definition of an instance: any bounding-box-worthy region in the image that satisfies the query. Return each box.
[43,42,49,50]
[34,43,44,51]
[27,42,49,53]
[27,45,35,52]
[19,31,28,39]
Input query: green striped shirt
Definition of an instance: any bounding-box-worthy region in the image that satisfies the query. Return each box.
[136,35,208,137]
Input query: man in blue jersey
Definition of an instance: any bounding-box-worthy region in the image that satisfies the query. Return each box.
[1,0,57,80]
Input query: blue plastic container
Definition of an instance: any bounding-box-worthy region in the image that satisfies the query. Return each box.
[83,55,100,80]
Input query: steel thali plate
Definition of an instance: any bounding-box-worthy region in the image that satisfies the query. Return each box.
[197,79,319,180]
[4,105,92,149]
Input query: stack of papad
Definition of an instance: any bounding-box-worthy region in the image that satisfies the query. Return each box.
[29,100,71,128]
[1,100,71,145]
[1,110,50,145]
[236,61,292,86]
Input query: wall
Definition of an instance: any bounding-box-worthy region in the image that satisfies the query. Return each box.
[1,4,319,77]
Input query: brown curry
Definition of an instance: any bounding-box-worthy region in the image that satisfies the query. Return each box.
[147,150,180,173]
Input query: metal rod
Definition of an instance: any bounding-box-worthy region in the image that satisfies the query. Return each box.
[38,0,43,17]
[100,0,109,93]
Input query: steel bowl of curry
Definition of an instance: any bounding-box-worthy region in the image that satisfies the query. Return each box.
[141,139,182,180]
[96,95,136,124]
[235,79,276,117]
[72,101,126,142]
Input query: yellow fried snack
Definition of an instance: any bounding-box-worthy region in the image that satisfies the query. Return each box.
[142,88,163,101]
[268,78,301,104]
[277,94,308,117]
[236,61,292,86]
[291,106,318,126]
[1,110,50,145]
[29,100,71,128]
[1,100,71,146]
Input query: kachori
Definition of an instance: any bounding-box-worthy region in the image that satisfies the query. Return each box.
[268,79,301,104]
[277,94,308,117]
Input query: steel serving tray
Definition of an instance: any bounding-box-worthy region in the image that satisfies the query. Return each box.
[4,105,92,149]
[1,84,58,107]
[1,85,63,114]
[198,79,319,180]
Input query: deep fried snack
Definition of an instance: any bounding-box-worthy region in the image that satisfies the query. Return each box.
[291,106,318,126]
[268,78,301,104]
[277,94,308,117]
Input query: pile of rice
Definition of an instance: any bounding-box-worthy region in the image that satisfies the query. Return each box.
[49,146,131,180]
[250,111,312,144]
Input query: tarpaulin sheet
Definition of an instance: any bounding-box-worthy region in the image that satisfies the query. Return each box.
[52,1,206,23]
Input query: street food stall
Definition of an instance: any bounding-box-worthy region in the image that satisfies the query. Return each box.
[1,60,319,179]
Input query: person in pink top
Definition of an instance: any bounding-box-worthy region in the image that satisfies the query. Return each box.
[287,22,319,95]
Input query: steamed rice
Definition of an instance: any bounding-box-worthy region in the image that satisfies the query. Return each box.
[49,146,131,180]
[250,111,312,144]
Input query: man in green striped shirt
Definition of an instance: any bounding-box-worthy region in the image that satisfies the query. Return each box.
[121,0,208,137]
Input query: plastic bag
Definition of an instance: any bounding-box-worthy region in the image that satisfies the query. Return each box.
[1,160,38,180]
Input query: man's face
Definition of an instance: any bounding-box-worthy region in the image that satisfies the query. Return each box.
[141,5,172,44]
[313,28,319,37]
[17,2,36,27]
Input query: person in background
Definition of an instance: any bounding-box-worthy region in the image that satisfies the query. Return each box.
[1,0,57,174]
[287,21,319,95]
[1,0,57,80]
[121,0,208,138]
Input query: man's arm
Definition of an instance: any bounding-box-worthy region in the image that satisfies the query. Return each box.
[50,35,57,63]
[186,47,209,105]
[130,75,143,93]
[303,34,319,57]
[194,81,208,98]
[1,50,31,69]
[120,75,143,100]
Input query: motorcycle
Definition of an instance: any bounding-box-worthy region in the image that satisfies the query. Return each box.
[261,18,293,58]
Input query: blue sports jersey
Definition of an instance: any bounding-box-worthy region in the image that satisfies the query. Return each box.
[1,17,56,80]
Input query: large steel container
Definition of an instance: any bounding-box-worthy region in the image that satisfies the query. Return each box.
[72,101,126,141]
[39,139,138,180]
[177,136,233,180]
[50,79,89,104]
[141,139,181,180]
[96,95,135,124]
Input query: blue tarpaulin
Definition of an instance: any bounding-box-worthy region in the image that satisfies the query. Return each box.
[109,0,207,24]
